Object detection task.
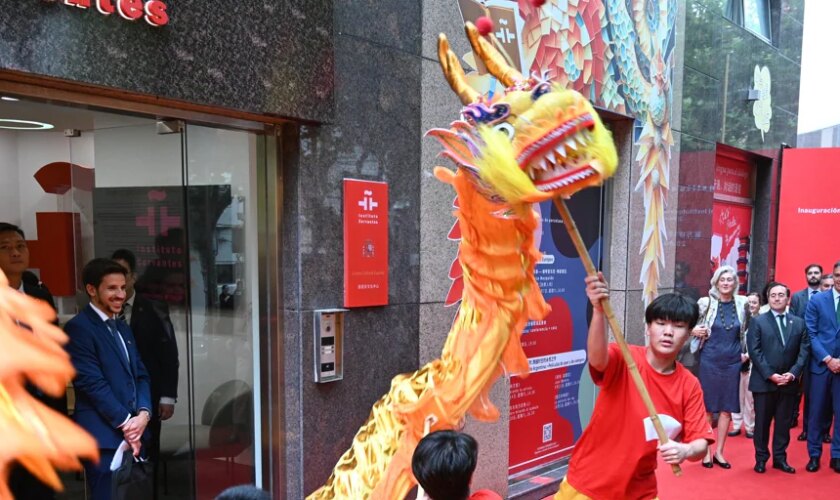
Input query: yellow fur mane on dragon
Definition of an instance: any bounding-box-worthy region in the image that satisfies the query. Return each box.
[309,22,618,499]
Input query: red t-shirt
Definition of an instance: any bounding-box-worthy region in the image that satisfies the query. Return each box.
[565,344,713,500]
[469,490,502,500]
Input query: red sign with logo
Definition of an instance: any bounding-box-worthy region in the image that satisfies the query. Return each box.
[55,0,169,27]
[343,179,389,308]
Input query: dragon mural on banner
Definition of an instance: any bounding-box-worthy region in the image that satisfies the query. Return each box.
[458,0,677,305]
[309,21,617,500]
[0,268,98,499]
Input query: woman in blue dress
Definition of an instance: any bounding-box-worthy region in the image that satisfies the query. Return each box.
[691,265,748,468]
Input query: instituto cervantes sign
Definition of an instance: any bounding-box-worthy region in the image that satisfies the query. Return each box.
[46,0,169,27]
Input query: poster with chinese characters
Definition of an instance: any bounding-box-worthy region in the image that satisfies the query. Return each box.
[509,187,603,476]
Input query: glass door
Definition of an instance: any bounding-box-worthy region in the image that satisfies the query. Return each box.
[182,124,259,499]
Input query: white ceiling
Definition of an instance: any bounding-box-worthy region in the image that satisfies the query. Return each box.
[0,96,152,133]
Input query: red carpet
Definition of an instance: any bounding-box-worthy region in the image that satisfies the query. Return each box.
[657,424,839,500]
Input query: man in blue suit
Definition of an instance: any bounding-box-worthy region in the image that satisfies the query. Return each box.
[66,258,152,499]
[804,260,840,473]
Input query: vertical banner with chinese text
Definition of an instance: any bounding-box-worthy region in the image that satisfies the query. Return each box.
[508,188,603,476]
[343,179,389,308]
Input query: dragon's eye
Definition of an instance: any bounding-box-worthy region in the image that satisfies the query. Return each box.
[532,82,551,100]
[494,122,514,140]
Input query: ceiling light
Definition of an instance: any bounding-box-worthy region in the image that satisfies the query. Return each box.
[1,96,20,102]
[0,119,54,130]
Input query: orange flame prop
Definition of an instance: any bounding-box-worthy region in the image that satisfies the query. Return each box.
[0,269,98,499]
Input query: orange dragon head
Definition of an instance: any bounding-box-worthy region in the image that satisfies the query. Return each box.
[428,22,618,206]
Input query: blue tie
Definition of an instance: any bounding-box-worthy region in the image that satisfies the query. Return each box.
[105,319,129,364]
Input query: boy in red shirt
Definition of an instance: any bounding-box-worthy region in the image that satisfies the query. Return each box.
[555,273,714,500]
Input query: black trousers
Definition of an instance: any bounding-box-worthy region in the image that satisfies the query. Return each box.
[753,390,798,464]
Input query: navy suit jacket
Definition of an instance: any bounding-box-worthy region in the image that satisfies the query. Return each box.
[747,311,810,393]
[789,288,813,319]
[65,305,152,450]
[804,289,840,374]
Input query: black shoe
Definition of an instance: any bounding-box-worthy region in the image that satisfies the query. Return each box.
[746,431,754,439]
[823,433,832,444]
[772,460,795,473]
[754,462,766,473]
[797,431,807,441]
[713,455,732,469]
[831,458,840,472]
[728,428,741,437]
[806,457,820,472]
[702,458,713,469]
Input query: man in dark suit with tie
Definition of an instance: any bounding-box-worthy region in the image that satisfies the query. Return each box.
[0,222,67,499]
[804,260,840,473]
[747,282,810,474]
[111,249,179,472]
[65,258,152,499]
[789,264,825,441]
[790,264,823,318]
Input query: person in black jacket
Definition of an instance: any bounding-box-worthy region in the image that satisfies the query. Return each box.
[0,222,65,499]
[112,249,179,470]
[747,282,810,474]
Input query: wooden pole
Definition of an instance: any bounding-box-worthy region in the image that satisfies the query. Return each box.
[553,197,682,476]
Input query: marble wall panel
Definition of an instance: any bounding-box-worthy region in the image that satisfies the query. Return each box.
[282,308,305,499]
[419,303,457,365]
[336,0,422,54]
[420,58,463,304]
[778,13,804,65]
[464,380,510,497]
[422,0,474,61]
[624,290,650,346]
[295,35,421,310]
[681,67,723,144]
[301,304,420,495]
[0,1,335,122]
[684,1,723,80]
[627,141,645,293]
[605,119,634,292]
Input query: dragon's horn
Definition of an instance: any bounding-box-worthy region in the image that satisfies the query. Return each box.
[464,21,524,87]
[438,34,481,105]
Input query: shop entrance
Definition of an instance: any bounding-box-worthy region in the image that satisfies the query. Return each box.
[0,97,263,499]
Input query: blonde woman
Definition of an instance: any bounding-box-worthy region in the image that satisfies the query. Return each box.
[691,266,749,468]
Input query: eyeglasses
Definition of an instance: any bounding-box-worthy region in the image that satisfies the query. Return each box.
[0,243,28,253]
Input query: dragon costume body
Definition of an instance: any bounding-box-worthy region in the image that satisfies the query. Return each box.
[0,269,97,499]
[309,22,617,500]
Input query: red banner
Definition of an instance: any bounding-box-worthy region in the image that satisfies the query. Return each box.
[776,148,840,287]
[711,202,752,271]
[343,179,389,308]
[714,157,753,202]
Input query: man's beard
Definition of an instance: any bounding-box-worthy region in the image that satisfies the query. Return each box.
[808,277,821,286]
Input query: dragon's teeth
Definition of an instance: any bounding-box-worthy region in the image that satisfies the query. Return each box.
[555,146,567,158]
[540,158,549,170]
